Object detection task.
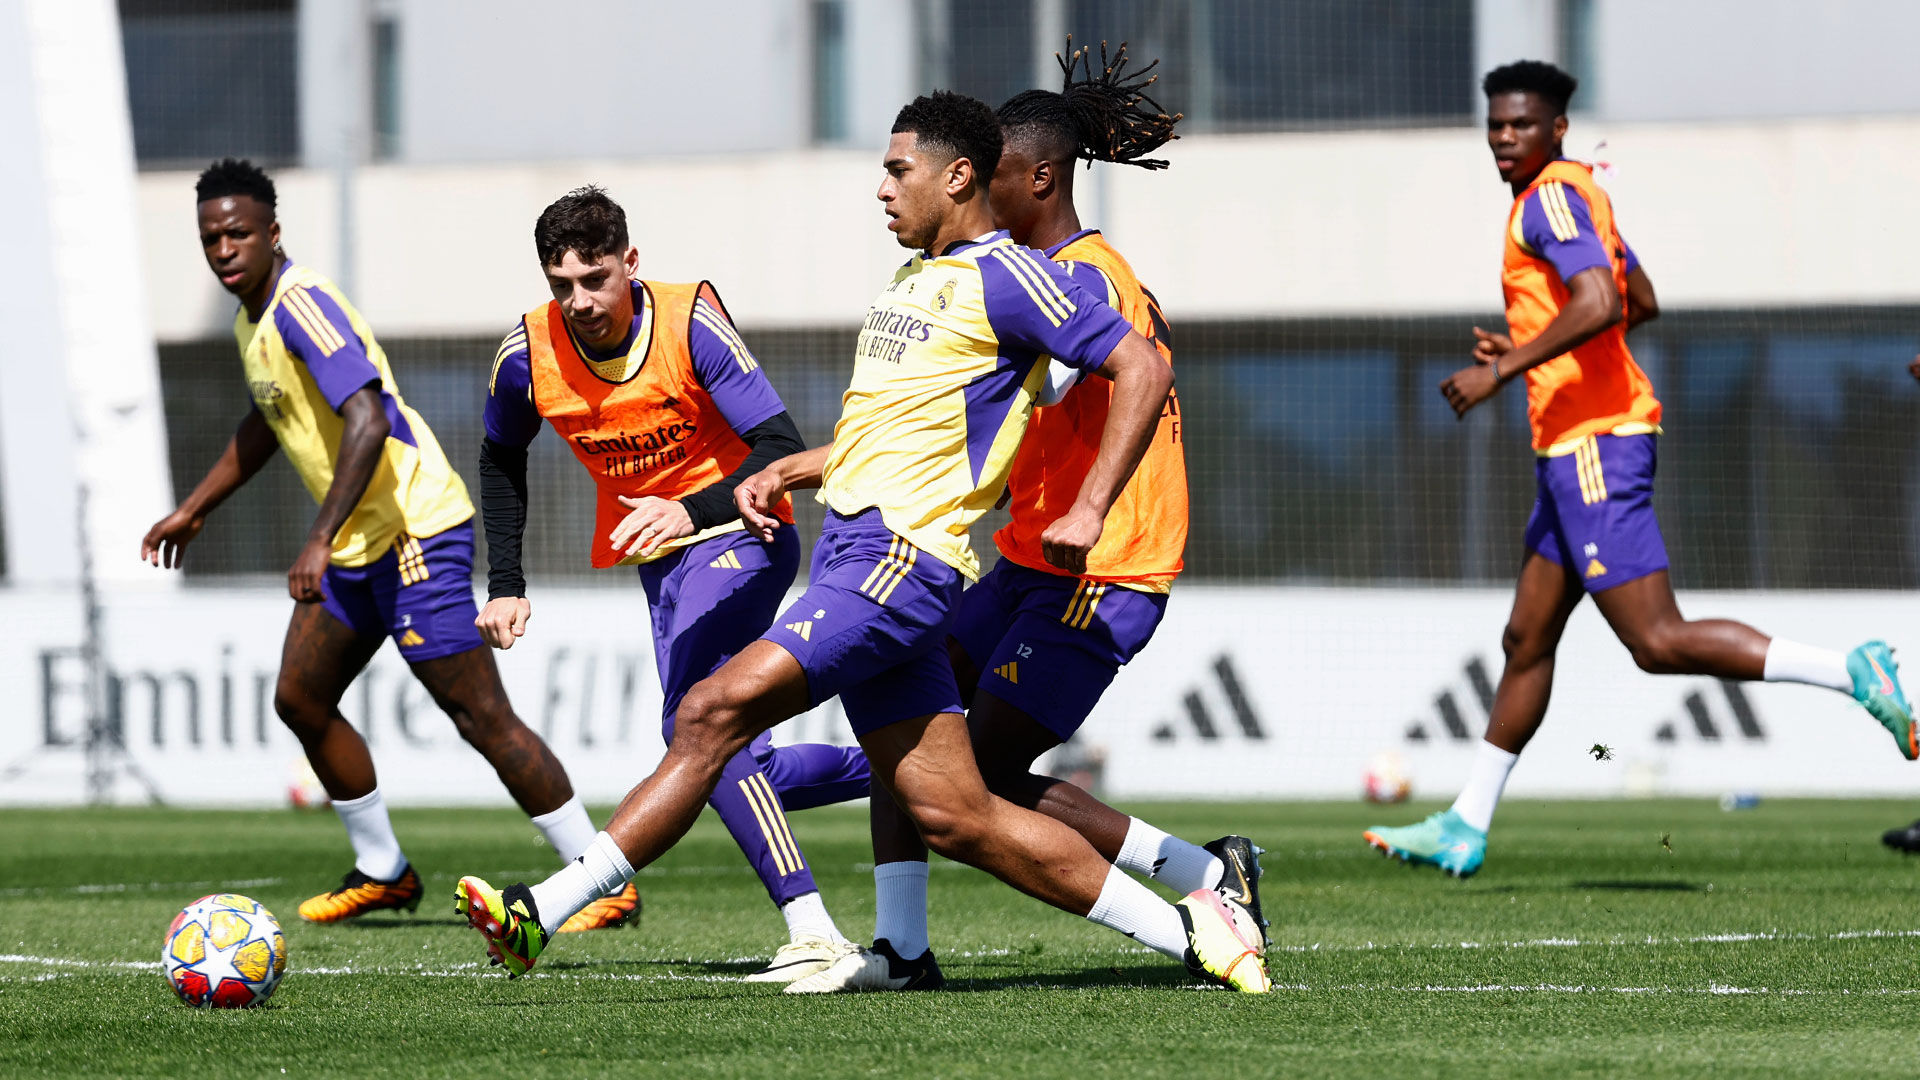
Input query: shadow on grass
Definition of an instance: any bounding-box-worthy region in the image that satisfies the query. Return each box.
[538,956,761,976]
[944,963,1191,992]
[489,958,1193,995]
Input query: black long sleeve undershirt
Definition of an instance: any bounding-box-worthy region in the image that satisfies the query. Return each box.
[477,410,805,600]
[679,410,805,531]
[478,437,531,601]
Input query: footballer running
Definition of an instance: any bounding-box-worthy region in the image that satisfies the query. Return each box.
[1363,62,1913,878]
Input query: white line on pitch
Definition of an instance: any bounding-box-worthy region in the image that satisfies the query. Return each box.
[1275,927,1920,954]
[0,877,285,899]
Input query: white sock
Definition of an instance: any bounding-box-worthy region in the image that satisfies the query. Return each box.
[1115,818,1224,894]
[1448,740,1519,834]
[528,831,633,936]
[872,861,930,958]
[1763,638,1853,693]
[332,787,407,882]
[1086,864,1189,960]
[529,795,597,862]
[780,891,847,944]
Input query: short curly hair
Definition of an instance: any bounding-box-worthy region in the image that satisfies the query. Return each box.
[533,185,629,268]
[195,157,276,210]
[892,90,1002,189]
[1482,60,1578,116]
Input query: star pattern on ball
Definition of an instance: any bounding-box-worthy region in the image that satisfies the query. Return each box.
[179,914,250,993]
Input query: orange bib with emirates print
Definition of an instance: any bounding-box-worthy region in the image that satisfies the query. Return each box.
[1503,160,1661,454]
[525,280,792,568]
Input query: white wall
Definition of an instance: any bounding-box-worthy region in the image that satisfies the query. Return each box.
[0,0,174,589]
[388,0,812,164]
[1588,0,1920,122]
[347,1,1920,165]
[140,114,1920,343]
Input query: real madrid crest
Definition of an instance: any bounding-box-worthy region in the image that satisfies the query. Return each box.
[934,279,956,312]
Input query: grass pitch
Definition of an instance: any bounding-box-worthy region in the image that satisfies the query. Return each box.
[5,798,1920,1078]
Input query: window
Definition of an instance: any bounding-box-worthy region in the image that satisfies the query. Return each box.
[119,0,298,169]
[812,0,849,143]
[372,15,401,160]
[923,0,1475,132]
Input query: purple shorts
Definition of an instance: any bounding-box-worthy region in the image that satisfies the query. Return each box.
[952,560,1169,741]
[1524,432,1669,593]
[321,521,485,663]
[761,508,964,737]
[640,526,799,725]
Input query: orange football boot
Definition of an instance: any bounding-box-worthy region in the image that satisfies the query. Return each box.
[297,864,424,923]
[556,882,642,933]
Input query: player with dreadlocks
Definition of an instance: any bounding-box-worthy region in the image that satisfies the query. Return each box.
[791,43,1266,995]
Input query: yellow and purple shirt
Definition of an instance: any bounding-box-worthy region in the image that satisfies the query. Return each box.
[235,262,471,567]
[821,231,1134,580]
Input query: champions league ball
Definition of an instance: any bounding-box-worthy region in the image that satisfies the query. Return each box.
[1362,751,1412,804]
[161,894,287,1008]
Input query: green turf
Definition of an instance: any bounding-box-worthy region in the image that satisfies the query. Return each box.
[5,799,1920,1078]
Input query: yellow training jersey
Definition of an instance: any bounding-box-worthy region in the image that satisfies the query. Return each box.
[819,232,1133,580]
[234,262,472,566]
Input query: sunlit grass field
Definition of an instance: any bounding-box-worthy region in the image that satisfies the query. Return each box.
[5,798,1920,1077]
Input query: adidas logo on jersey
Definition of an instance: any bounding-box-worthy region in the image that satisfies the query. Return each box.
[784,620,812,642]
[993,661,1019,684]
[710,550,743,570]
[398,629,426,647]
[1584,559,1608,579]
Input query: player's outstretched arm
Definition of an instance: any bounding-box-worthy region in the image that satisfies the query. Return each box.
[1440,263,1620,417]
[735,443,831,542]
[288,384,389,603]
[1042,332,1174,574]
[141,407,279,570]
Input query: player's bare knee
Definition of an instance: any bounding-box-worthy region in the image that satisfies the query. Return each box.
[1625,628,1685,674]
[671,683,750,758]
[905,795,990,862]
[271,682,327,737]
[446,705,514,752]
[1502,623,1554,669]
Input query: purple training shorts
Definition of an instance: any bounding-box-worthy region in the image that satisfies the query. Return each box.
[951,559,1169,741]
[320,520,485,663]
[761,508,964,737]
[1524,432,1669,593]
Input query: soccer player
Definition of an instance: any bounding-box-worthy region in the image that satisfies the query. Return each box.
[796,45,1263,995]
[141,159,632,932]
[454,91,1269,993]
[475,186,872,981]
[1363,62,1914,878]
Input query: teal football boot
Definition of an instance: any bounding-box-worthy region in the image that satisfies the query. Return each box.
[1364,809,1486,878]
[1848,640,1916,760]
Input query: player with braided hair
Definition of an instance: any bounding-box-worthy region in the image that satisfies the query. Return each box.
[794,45,1268,995]
[998,37,1180,171]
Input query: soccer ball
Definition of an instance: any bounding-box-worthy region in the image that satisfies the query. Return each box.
[161,893,287,1008]
[1362,751,1412,804]
[287,757,330,809]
